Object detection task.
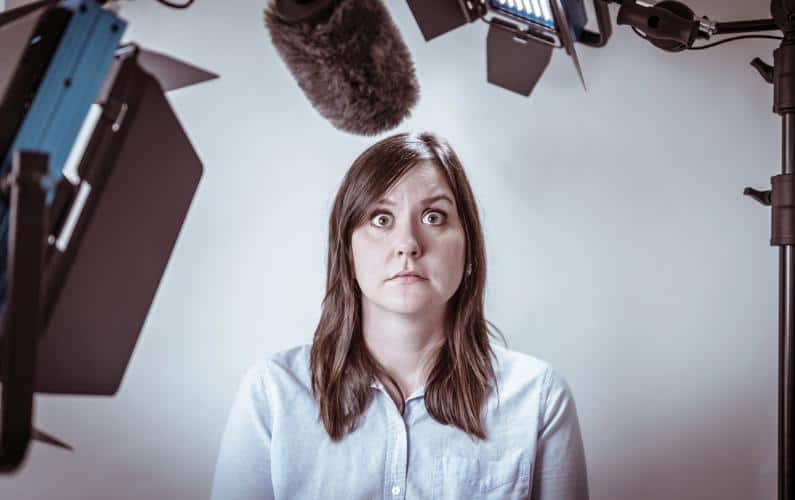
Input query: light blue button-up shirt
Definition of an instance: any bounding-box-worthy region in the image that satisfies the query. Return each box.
[210,342,588,500]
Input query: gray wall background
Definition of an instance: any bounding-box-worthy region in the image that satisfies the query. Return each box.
[0,0,781,499]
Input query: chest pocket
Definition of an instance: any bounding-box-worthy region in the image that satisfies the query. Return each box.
[432,446,532,499]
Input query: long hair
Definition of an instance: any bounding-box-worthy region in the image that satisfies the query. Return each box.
[310,131,505,441]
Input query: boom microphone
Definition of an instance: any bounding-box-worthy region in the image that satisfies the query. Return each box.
[264,0,419,136]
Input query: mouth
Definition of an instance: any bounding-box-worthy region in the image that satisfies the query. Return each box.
[390,272,426,281]
[390,275,427,284]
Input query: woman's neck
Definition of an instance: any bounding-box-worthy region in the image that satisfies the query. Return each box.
[361,302,445,400]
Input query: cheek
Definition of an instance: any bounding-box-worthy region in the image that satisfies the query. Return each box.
[351,232,376,278]
[437,232,466,273]
[350,233,362,275]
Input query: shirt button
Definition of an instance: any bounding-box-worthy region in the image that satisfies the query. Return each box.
[391,485,401,495]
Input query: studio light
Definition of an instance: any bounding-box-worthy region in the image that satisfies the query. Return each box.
[0,0,216,472]
[490,0,564,30]
[406,0,611,96]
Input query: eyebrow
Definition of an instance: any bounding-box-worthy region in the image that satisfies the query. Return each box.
[377,194,454,207]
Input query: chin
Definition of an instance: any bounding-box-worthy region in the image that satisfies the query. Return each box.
[382,297,439,316]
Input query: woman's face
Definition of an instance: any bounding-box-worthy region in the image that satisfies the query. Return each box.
[351,160,467,318]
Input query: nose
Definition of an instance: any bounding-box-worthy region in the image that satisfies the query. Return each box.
[397,243,420,260]
[394,218,422,260]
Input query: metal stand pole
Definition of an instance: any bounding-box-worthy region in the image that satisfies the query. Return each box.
[0,150,47,472]
[778,102,795,500]
[746,5,795,495]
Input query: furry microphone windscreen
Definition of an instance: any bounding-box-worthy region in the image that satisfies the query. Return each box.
[264,0,420,136]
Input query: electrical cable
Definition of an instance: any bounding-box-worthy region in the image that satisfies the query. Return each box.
[689,34,784,50]
[630,26,781,50]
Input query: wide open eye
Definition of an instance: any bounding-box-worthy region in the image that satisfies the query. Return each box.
[422,210,447,226]
[371,212,393,228]
[370,209,447,228]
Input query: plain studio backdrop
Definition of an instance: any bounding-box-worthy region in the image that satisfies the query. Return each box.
[0,0,781,499]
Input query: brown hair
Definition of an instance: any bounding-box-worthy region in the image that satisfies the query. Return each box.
[310,131,505,441]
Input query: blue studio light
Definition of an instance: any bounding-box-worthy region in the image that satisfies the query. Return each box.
[406,0,611,96]
[489,0,589,40]
[490,0,555,29]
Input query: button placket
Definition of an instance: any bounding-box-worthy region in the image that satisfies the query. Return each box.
[386,397,408,499]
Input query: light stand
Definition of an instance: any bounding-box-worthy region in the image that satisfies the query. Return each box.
[745,4,795,498]
[607,0,793,498]
[0,151,47,472]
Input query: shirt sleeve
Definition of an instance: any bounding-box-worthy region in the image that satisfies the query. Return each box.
[530,367,589,500]
[210,364,275,500]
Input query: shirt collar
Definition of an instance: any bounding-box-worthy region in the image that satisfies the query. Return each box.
[368,346,502,400]
[370,378,426,401]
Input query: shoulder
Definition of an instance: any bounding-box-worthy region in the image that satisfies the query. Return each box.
[489,342,574,402]
[241,343,314,398]
[490,342,548,386]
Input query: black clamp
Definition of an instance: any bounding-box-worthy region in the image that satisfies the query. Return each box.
[745,174,795,245]
[752,57,774,84]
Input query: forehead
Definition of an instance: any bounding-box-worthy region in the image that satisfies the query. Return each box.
[379,160,453,202]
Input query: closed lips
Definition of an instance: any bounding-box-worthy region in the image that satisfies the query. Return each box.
[391,272,425,279]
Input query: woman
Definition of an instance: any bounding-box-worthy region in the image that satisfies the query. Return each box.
[211,132,588,500]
